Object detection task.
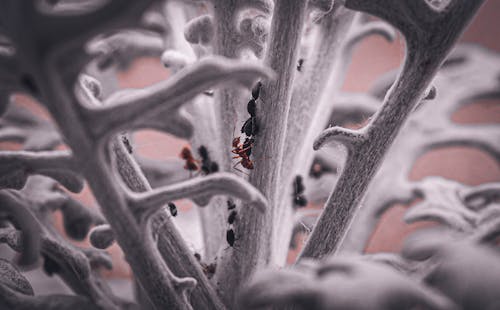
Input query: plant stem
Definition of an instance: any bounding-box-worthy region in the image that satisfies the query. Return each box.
[214,0,308,306]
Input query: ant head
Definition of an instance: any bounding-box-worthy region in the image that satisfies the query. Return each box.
[180,146,192,159]
[232,137,241,147]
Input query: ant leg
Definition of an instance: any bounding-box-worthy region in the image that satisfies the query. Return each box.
[223,245,241,253]
[233,161,250,176]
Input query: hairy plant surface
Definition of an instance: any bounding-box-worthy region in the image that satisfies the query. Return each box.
[0,0,498,309]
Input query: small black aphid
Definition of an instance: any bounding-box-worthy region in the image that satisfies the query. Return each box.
[228,210,237,225]
[243,138,254,156]
[292,175,308,208]
[226,228,235,247]
[198,145,209,160]
[297,58,304,71]
[293,175,305,195]
[194,252,201,261]
[198,145,219,175]
[247,99,257,116]
[122,136,133,154]
[241,117,258,137]
[294,195,308,207]
[168,202,178,217]
[251,81,262,100]
[227,199,236,210]
[210,162,219,173]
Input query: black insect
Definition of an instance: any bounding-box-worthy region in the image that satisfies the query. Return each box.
[241,115,259,137]
[228,210,238,225]
[292,175,308,208]
[294,195,308,207]
[122,135,133,154]
[241,99,259,137]
[168,202,178,217]
[203,90,214,96]
[241,99,258,136]
[247,98,257,116]
[226,228,236,247]
[194,252,201,261]
[227,199,236,210]
[297,58,304,71]
[242,138,254,156]
[251,81,262,101]
[198,145,219,175]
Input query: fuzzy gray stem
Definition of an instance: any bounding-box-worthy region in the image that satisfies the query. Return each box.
[112,137,226,310]
[299,0,486,260]
[274,7,356,263]
[214,0,308,306]
[40,64,193,310]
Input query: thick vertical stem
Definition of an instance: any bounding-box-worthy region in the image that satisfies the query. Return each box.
[299,51,441,260]
[214,0,308,306]
[275,8,356,263]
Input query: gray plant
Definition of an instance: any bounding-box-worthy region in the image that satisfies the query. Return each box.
[0,0,498,309]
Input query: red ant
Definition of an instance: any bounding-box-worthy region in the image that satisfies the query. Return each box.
[180,146,199,172]
[231,136,254,174]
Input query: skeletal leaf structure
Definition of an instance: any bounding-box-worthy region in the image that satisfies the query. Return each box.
[0,0,498,309]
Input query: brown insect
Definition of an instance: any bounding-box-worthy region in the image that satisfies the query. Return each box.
[202,262,217,278]
[180,146,199,172]
[193,252,217,279]
[231,136,254,173]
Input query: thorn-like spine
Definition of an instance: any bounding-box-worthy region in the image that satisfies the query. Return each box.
[313,126,366,151]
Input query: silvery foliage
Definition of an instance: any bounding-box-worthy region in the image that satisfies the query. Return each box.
[0,0,497,309]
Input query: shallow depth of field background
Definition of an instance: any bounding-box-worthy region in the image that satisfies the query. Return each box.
[2,0,499,282]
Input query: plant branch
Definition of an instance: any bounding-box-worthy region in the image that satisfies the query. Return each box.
[299,0,486,260]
